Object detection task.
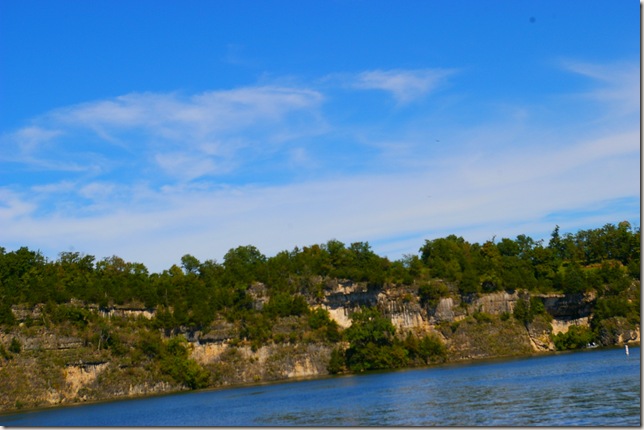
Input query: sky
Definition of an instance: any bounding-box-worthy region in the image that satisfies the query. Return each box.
[0,0,640,272]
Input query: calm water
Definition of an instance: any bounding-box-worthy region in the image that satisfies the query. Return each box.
[1,346,640,426]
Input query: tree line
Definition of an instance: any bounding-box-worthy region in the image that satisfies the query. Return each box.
[0,221,639,329]
[0,221,639,382]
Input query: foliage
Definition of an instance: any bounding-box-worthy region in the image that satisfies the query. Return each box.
[404,332,446,364]
[343,307,409,372]
[308,307,341,343]
[418,281,449,308]
[8,337,21,354]
[159,337,210,389]
[0,221,639,381]
[0,343,11,360]
[327,347,346,374]
[513,296,547,325]
[0,302,15,326]
[552,325,594,350]
[264,293,310,319]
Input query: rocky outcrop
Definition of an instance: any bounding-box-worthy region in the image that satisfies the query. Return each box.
[526,315,555,351]
[64,361,109,399]
[198,343,333,386]
[541,293,594,319]
[1,330,84,351]
[467,291,519,315]
[595,317,641,346]
[377,287,431,332]
[550,317,589,336]
[1,281,638,415]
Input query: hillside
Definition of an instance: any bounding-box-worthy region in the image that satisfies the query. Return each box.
[0,222,640,413]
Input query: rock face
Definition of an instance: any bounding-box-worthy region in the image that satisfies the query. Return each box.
[194,343,333,386]
[468,291,519,315]
[0,281,638,415]
[65,362,109,399]
[1,330,84,351]
[541,293,594,319]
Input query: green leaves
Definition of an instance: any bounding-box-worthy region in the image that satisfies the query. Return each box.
[160,337,210,389]
[343,307,408,372]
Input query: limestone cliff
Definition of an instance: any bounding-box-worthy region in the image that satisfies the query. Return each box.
[0,283,639,415]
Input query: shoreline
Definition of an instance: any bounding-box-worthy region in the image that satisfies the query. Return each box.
[2,343,638,418]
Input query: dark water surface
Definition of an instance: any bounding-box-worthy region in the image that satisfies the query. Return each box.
[1,346,640,426]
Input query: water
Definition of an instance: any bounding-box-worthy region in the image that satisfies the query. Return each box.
[1,347,640,426]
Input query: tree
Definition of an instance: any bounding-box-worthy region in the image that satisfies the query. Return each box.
[344,307,407,371]
[222,245,267,288]
[160,337,210,389]
[180,254,201,275]
[420,235,472,282]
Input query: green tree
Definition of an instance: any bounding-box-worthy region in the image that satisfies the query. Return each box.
[160,337,210,389]
[222,245,266,288]
[552,325,594,350]
[344,307,407,372]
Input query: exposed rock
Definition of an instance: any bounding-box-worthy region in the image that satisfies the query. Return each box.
[541,293,594,319]
[64,362,109,399]
[99,308,155,320]
[550,317,589,336]
[1,330,84,351]
[596,317,641,346]
[468,291,519,315]
[526,316,555,351]
[248,282,269,310]
[11,304,45,322]
[377,287,431,332]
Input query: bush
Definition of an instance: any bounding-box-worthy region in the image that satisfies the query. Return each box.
[514,296,547,325]
[0,343,12,360]
[264,293,310,318]
[472,311,493,323]
[552,325,594,350]
[0,302,15,326]
[160,337,210,389]
[308,307,341,343]
[344,307,409,372]
[327,347,346,374]
[418,282,449,308]
[405,332,446,364]
[8,337,21,354]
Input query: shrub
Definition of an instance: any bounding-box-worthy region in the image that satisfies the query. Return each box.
[472,311,493,324]
[552,325,594,350]
[327,347,346,374]
[8,337,21,354]
[0,303,15,326]
[0,343,11,360]
[405,332,447,364]
[160,337,210,389]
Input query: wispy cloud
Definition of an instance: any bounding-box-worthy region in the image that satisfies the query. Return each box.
[350,68,456,104]
[3,86,326,183]
[0,62,639,271]
[560,60,639,117]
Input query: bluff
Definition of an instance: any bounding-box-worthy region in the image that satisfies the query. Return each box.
[0,279,639,414]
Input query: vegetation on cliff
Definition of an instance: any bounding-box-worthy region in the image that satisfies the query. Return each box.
[0,222,640,412]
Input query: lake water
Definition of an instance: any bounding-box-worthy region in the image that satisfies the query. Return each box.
[1,346,640,426]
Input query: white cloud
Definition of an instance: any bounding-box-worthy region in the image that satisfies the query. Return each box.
[561,60,639,116]
[154,152,223,181]
[3,86,325,182]
[0,63,638,271]
[2,118,637,271]
[351,68,456,104]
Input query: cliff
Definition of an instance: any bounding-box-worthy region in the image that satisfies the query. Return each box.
[0,282,639,415]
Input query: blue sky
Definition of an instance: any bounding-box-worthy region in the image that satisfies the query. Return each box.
[0,0,640,272]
